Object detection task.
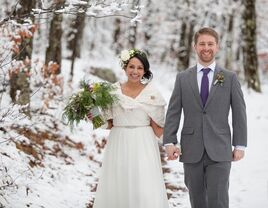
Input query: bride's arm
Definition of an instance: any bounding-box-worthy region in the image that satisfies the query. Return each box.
[150,118,163,138]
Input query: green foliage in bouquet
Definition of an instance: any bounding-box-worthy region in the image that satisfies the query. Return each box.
[62,80,118,129]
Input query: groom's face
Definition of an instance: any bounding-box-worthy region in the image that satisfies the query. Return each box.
[194,34,219,65]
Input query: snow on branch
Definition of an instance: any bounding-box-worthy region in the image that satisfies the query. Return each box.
[0,0,142,27]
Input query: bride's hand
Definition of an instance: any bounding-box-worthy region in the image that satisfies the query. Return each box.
[107,119,113,129]
[86,112,93,120]
[165,145,181,160]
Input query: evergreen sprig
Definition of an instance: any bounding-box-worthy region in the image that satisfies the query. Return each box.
[62,80,118,129]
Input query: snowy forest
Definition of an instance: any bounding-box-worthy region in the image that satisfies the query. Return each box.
[1,0,268,208]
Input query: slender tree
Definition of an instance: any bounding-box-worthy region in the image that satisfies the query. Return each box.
[176,20,194,70]
[113,18,123,54]
[142,0,153,55]
[45,0,65,74]
[241,0,261,92]
[128,0,140,48]
[67,0,89,78]
[224,10,234,70]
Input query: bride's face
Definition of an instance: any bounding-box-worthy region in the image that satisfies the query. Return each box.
[125,57,145,83]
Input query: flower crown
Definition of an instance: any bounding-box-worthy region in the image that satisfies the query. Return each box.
[119,49,146,68]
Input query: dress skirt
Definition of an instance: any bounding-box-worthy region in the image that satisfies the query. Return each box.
[93,126,169,208]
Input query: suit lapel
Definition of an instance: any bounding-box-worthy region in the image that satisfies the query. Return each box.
[204,65,220,109]
[189,66,203,108]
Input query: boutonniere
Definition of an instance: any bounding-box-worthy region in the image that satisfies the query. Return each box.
[213,71,224,86]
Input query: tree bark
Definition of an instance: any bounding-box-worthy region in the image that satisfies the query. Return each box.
[9,0,36,116]
[113,18,123,54]
[176,20,194,71]
[143,0,152,56]
[45,0,65,74]
[242,0,261,92]
[128,0,140,48]
[67,1,88,78]
[225,11,234,70]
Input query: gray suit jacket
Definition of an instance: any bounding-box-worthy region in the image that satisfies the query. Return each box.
[163,65,247,163]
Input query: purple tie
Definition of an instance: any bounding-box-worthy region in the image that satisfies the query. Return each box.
[200,68,211,107]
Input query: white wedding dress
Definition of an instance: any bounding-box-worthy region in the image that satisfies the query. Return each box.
[93,82,169,208]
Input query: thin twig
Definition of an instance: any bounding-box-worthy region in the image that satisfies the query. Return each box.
[0,44,27,69]
[0,1,138,26]
[0,133,14,144]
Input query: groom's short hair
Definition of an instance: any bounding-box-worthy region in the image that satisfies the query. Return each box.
[194,27,219,44]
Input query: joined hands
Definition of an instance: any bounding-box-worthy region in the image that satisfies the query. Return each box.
[165,145,181,160]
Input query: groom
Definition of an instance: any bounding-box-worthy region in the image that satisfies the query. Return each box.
[163,27,247,208]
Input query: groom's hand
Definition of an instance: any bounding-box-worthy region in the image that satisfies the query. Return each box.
[232,149,245,161]
[165,145,181,160]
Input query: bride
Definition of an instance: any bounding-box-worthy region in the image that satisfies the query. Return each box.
[92,49,169,208]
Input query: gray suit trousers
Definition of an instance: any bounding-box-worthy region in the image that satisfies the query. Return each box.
[184,151,231,208]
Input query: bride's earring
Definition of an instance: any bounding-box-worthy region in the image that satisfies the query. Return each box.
[140,75,147,84]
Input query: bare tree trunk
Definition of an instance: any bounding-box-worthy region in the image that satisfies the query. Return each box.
[225,11,234,70]
[143,0,152,56]
[9,0,36,116]
[45,0,65,74]
[143,0,152,42]
[177,21,187,70]
[113,18,123,54]
[176,20,194,71]
[242,0,261,92]
[67,1,88,79]
[128,0,140,48]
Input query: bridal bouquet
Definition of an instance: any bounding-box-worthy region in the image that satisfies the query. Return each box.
[63,80,118,129]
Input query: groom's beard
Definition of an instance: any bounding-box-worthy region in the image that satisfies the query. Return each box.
[198,50,216,64]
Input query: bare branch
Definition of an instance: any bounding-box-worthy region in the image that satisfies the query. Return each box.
[0,1,141,26]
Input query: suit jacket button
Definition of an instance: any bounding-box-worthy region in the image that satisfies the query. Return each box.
[203,111,206,114]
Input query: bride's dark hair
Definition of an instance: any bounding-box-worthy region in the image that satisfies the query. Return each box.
[123,49,153,81]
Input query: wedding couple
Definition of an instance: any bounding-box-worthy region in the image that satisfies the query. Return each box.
[92,27,247,208]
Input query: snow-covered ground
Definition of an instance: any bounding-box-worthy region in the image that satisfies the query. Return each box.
[229,83,268,208]
[1,58,268,208]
